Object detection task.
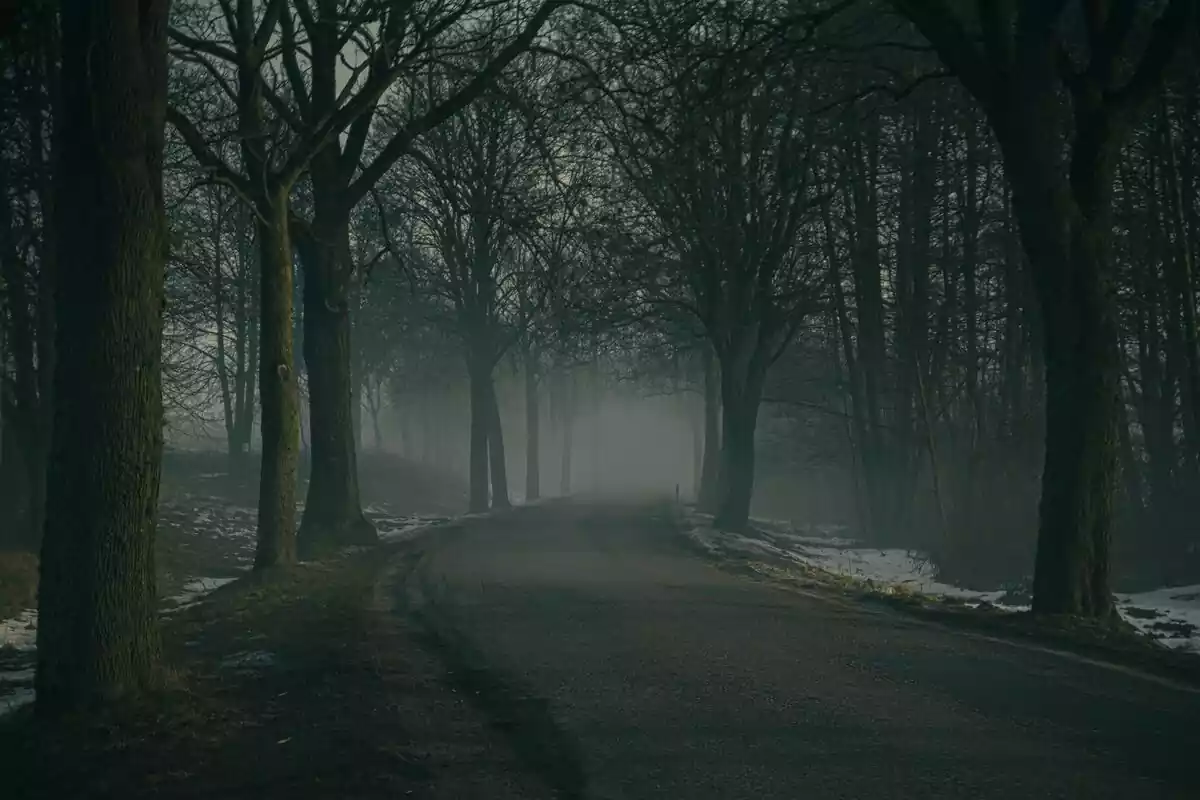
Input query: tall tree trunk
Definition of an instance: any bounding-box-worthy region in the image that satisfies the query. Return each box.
[1029,222,1119,617]
[254,193,300,569]
[961,116,986,440]
[848,116,888,531]
[525,351,540,502]
[1001,189,1028,434]
[712,369,764,531]
[487,376,510,509]
[823,199,873,538]
[37,0,170,714]
[698,343,721,513]
[559,370,574,495]
[295,215,375,557]
[467,357,491,512]
[1000,112,1122,616]
[895,99,936,535]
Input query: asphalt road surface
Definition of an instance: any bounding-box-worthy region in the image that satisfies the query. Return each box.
[401,500,1200,799]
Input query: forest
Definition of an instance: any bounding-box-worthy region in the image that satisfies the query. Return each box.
[0,0,1197,723]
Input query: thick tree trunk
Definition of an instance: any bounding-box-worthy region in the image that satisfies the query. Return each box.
[713,378,763,532]
[36,0,169,714]
[1002,126,1120,617]
[525,352,540,502]
[231,208,258,466]
[296,219,376,557]
[487,377,510,509]
[468,358,491,512]
[713,352,764,531]
[1030,225,1119,617]
[254,194,301,569]
[698,344,721,513]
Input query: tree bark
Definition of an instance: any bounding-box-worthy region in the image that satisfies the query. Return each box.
[36,0,170,714]
[487,376,511,509]
[698,344,722,513]
[559,370,574,495]
[1000,112,1122,617]
[712,370,764,531]
[468,357,491,512]
[525,351,540,502]
[230,205,257,465]
[254,192,300,569]
[295,215,376,557]
[1029,222,1120,617]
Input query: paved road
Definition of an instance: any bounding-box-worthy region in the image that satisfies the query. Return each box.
[401,500,1200,799]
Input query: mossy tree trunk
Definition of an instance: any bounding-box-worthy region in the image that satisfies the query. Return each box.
[712,340,767,531]
[36,0,170,714]
[253,191,300,569]
[525,349,541,502]
[467,355,492,513]
[487,376,511,509]
[698,344,722,513]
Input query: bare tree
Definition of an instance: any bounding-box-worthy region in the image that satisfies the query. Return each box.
[888,0,1195,615]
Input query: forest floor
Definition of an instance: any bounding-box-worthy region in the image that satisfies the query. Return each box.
[682,509,1200,686]
[0,450,463,726]
[0,450,550,799]
[0,537,554,799]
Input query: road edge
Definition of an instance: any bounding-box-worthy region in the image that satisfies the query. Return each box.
[382,517,591,800]
[665,503,1200,692]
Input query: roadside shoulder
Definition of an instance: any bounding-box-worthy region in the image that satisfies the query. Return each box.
[0,528,553,799]
[671,506,1200,691]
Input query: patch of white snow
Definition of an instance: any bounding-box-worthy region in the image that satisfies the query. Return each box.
[0,610,37,652]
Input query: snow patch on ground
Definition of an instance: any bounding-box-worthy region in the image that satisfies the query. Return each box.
[1,573,242,714]
[163,577,240,614]
[1116,585,1200,651]
[689,513,1200,651]
[0,612,37,717]
[374,515,450,542]
[0,610,37,653]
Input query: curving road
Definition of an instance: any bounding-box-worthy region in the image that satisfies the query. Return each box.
[400,499,1200,799]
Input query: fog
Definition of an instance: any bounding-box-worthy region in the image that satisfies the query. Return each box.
[368,376,697,502]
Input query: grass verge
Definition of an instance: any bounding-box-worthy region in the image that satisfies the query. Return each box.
[672,512,1200,689]
[0,540,553,800]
